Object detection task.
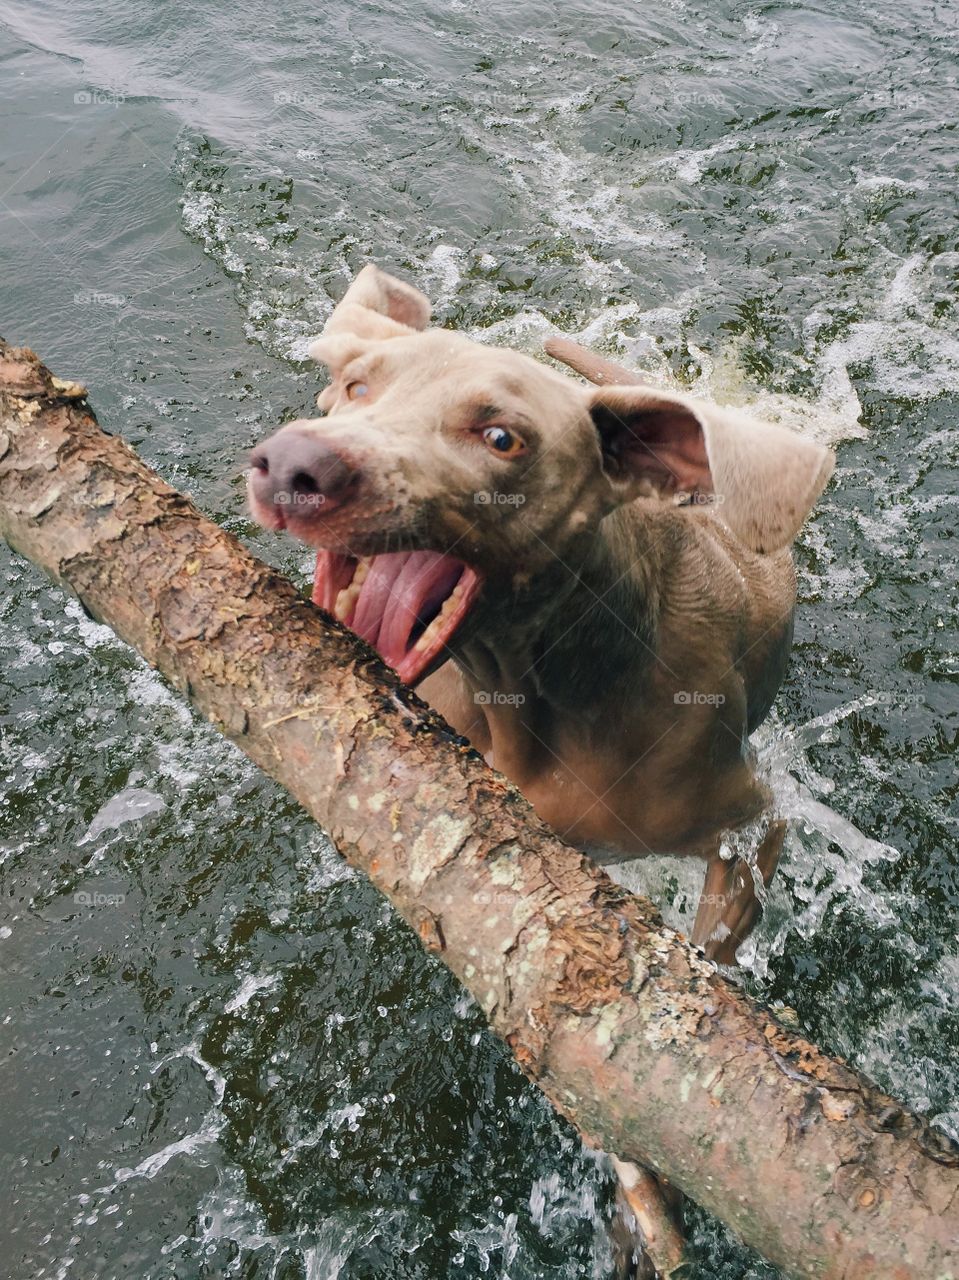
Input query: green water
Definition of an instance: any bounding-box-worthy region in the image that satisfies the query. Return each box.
[0,1,957,1276]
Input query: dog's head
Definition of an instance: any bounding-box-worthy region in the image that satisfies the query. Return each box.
[249,264,833,684]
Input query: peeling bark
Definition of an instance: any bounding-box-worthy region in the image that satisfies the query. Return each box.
[1,341,957,1279]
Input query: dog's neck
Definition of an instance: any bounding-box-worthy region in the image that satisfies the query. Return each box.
[452,507,660,776]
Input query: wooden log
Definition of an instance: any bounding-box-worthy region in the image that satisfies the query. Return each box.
[1,339,957,1279]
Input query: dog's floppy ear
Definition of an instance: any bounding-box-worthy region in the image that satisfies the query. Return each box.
[307,331,369,370]
[307,266,431,411]
[343,264,431,331]
[309,263,431,358]
[306,332,372,413]
[588,386,835,553]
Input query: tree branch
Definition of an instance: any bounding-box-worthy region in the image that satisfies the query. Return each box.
[1,340,956,1279]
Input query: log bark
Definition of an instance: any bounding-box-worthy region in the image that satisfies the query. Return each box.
[1,340,957,1280]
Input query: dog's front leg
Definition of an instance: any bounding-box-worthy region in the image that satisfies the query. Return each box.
[609,1157,685,1279]
[691,820,786,964]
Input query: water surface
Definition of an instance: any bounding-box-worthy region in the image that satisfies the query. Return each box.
[1,1,957,1276]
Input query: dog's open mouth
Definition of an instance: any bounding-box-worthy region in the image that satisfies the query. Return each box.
[313,551,482,685]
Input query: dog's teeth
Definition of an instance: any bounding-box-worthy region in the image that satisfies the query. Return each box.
[414,617,441,652]
[413,583,468,649]
[333,586,354,621]
[414,629,436,652]
[333,560,369,622]
[413,592,462,653]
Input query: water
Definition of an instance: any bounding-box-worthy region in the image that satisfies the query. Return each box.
[0,1,957,1276]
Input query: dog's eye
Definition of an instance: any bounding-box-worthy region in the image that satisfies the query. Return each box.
[345,381,369,401]
[482,426,525,457]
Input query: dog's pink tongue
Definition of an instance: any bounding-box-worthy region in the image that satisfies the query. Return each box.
[378,552,464,666]
[352,552,411,647]
[312,549,470,680]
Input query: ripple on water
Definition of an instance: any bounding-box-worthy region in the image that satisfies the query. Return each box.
[3,1,959,1276]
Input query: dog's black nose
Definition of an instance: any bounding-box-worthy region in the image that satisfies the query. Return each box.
[250,428,356,517]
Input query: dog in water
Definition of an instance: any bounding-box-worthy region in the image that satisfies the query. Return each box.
[248,264,834,1275]
[249,264,833,960]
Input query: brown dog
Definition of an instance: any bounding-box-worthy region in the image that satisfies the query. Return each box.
[249,263,833,963]
[248,264,834,1276]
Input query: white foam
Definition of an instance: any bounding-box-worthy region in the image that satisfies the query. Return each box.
[192,1166,283,1256]
[299,833,356,891]
[481,301,863,448]
[687,337,864,445]
[818,317,959,402]
[451,1212,520,1272]
[224,971,282,1014]
[647,137,743,185]
[852,168,929,194]
[423,243,466,307]
[610,698,906,978]
[92,1044,229,1193]
[65,601,120,647]
[808,249,959,404]
[79,787,166,843]
[301,1218,393,1280]
[112,1111,224,1183]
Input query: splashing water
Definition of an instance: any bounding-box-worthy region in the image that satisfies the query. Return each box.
[610,698,903,974]
[2,0,958,1276]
